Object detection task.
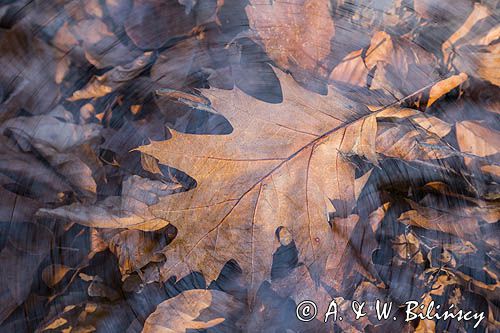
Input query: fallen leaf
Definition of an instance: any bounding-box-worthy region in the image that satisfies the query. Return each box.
[137,69,380,294]
[246,0,335,90]
[427,73,468,108]
[0,110,101,153]
[108,228,169,276]
[43,317,68,331]
[413,0,473,23]
[142,289,244,333]
[330,31,439,100]
[399,201,480,240]
[456,121,500,157]
[71,18,140,68]
[87,278,120,301]
[376,121,453,161]
[442,3,493,64]
[68,52,153,101]
[37,175,181,231]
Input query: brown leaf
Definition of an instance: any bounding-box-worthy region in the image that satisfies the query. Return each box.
[138,70,377,293]
[68,52,153,101]
[399,201,480,240]
[108,228,168,276]
[427,73,468,108]
[330,31,439,100]
[1,109,103,202]
[37,175,181,231]
[1,109,101,153]
[456,120,500,157]
[375,120,453,161]
[330,49,369,87]
[0,136,74,204]
[43,317,68,331]
[271,265,331,320]
[87,278,120,301]
[142,289,244,332]
[413,0,473,23]
[442,3,494,64]
[454,43,500,87]
[151,37,211,90]
[441,3,499,86]
[246,0,335,89]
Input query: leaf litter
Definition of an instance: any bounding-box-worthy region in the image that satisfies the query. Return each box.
[0,0,498,332]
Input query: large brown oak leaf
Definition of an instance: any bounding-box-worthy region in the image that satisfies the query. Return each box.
[138,70,387,294]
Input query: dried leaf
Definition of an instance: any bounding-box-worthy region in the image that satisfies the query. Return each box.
[71,19,140,68]
[456,121,500,157]
[108,228,168,276]
[1,111,101,153]
[427,73,468,107]
[246,0,335,89]
[137,70,379,293]
[142,290,244,332]
[330,31,438,99]
[442,3,493,63]
[43,317,68,331]
[37,175,181,231]
[0,28,60,120]
[68,52,153,101]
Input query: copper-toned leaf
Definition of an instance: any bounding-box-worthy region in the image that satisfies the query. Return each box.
[427,73,468,108]
[137,70,380,293]
[38,175,181,231]
[399,201,480,240]
[330,31,438,100]
[68,52,153,101]
[456,121,500,157]
[142,289,244,333]
[246,0,335,89]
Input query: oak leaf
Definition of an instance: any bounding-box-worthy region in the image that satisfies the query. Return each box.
[137,70,378,294]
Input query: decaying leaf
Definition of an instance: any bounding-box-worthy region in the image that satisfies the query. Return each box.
[124,0,197,50]
[38,175,182,231]
[246,0,335,90]
[399,200,480,240]
[137,70,378,292]
[142,289,244,333]
[68,52,153,101]
[0,28,60,121]
[456,120,500,157]
[427,73,468,108]
[330,31,439,100]
[0,1,498,332]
